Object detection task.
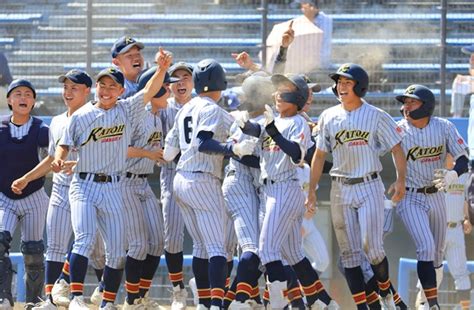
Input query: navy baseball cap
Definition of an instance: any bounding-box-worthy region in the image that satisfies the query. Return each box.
[7,79,36,98]
[58,69,93,88]
[271,74,309,110]
[111,36,144,58]
[96,67,125,87]
[169,62,193,77]
[461,44,474,55]
[138,66,179,98]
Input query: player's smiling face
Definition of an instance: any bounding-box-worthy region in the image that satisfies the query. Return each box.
[275,82,298,117]
[96,76,124,110]
[113,46,144,80]
[336,76,357,102]
[402,97,423,120]
[8,86,35,116]
[171,70,193,104]
[62,79,90,112]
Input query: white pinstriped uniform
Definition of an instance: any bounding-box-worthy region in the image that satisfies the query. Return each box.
[258,114,311,265]
[316,101,403,268]
[159,98,186,254]
[443,173,471,291]
[61,92,146,269]
[171,96,234,259]
[122,110,164,260]
[222,120,262,255]
[297,164,330,273]
[1,118,49,243]
[46,112,77,263]
[47,111,106,268]
[396,117,468,266]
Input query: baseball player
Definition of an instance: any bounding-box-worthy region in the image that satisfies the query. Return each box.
[111,36,145,98]
[163,59,256,310]
[121,67,177,310]
[50,50,171,310]
[306,63,407,309]
[415,155,472,310]
[236,74,338,309]
[222,74,272,310]
[8,70,105,310]
[159,61,194,309]
[0,79,50,309]
[395,84,469,310]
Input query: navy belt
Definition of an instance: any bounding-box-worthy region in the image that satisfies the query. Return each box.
[126,172,149,179]
[331,172,378,185]
[78,172,119,183]
[406,186,438,194]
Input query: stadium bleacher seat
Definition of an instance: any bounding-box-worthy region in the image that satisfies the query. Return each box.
[119,13,474,24]
[0,13,42,24]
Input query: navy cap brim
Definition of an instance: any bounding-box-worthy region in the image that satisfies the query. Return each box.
[167,76,180,84]
[308,83,321,93]
[96,72,124,87]
[116,42,145,57]
[395,94,422,103]
[169,63,193,76]
[328,72,355,82]
[58,75,91,87]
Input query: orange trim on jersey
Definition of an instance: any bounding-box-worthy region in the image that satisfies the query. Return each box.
[224,290,236,302]
[70,282,84,293]
[197,288,211,299]
[424,287,437,299]
[168,272,183,282]
[45,284,53,295]
[139,278,152,290]
[102,290,117,302]
[211,288,225,300]
[236,282,253,297]
[125,281,140,294]
[352,292,367,305]
[377,279,391,291]
[366,291,379,305]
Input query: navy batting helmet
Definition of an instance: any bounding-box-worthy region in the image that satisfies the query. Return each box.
[329,63,369,98]
[396,84,435,119]
[192,59,227,94]
[7,79,36,111]
[137,66,179,98]
[271,74,309,110]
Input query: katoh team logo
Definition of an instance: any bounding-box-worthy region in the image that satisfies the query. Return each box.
[406,144,443,163]
[334,129,370,149]
[262,136,280,152]
[81,124,125,146]
[147,131,162,148]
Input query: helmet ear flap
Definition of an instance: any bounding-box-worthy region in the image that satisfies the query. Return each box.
[331,84,338,97]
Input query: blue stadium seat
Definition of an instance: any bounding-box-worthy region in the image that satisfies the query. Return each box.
[119,13,474,24]
[0,13,42,24]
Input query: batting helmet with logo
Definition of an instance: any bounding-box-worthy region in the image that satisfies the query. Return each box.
[192,59,227,94]
[396,84,435,119]
[329,63,369,98]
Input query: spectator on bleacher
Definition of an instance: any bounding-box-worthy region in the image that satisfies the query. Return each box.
[111,36,145,99]
[451,44,474,118]
[294,0,333,68]
[0,52,13,114]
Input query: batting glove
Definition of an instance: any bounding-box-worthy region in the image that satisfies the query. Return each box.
[432,169,458,191]
[232,139,257,158]
[234,110,250,129]
[263,104,275,127]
